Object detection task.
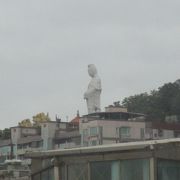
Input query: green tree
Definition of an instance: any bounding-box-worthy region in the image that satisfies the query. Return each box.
[122,92,159,118]
[157,83,180,118]
[32,112,51,127]
[2,128,11,139]
[171,92,180,115]
[122,81,180,121]
[0,130,3,139]
[18,119,33,127]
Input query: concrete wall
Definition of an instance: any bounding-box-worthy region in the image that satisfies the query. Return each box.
[152,129,174,139]
[21,128,38,136]
[29,139,180,180]
[11,127,38,144]
[80,120,147,146]
[41,122,59,150]
[11,128,21,144]
[163,130,174,138]
[0,146,11,163]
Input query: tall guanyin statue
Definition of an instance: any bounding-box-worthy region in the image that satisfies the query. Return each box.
[84,64,102,114]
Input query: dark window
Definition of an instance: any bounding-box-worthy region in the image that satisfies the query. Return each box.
[32,174,40,180]
[32,167,54,180]
[68,163,88,180]
[91,159,150,180]
[91,161,112,180]
[158,129,163,137]
[158,159,180,180]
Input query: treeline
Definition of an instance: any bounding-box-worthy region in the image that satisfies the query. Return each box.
[122,81,180,121]
[0,128,11,140]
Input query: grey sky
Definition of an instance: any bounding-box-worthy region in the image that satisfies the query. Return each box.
[0,0,180,129]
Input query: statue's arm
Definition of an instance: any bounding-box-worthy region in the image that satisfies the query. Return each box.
[84,79,101,99]
[84,88,96,99]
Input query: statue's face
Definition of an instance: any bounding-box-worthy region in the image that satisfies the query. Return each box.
[88,67,94,77]
[88,65,97,77]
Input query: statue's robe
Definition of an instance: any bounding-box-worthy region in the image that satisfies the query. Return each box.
[86,75,101,114]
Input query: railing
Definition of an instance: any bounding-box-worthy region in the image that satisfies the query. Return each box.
[17,147,43,155]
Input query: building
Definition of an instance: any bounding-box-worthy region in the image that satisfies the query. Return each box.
[0,160,30,180]
[1,108,180,165]
[26,138,180,180]
[0,117,81,164]
[54,113,81,149]
[151,122,180,139]
[80,105,148,146]
[0,139,12,163]
[80,105,180,147]
[10,126,42,162]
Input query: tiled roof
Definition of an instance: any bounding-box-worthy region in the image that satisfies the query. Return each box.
[70,116,80,125]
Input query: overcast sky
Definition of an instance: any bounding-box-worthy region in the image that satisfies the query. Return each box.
[0,0,180,129]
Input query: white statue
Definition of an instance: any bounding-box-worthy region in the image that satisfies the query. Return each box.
[84,64,102,114]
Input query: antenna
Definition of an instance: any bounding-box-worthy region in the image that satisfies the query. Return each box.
[66,116,69,122]
[77,110,80,117]
[55,114,61,123]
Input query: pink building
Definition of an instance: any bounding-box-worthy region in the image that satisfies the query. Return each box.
[80,106,180,146]
[80,106,148,146]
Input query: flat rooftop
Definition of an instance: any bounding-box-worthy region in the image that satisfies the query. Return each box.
[25,138,180,159]
[81,111,146,122]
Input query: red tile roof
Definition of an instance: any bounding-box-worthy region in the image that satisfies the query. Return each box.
[70,116,80,125]
[152,122,180,131]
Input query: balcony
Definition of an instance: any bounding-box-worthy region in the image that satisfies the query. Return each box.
[17,147,43,155]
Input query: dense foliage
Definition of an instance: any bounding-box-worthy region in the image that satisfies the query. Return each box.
[18,112,51,127]
[122,82,180,121]
[18,119,32,127]
[32,112,51,127]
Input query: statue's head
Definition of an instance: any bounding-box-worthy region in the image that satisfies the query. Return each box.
[88,64,98,77]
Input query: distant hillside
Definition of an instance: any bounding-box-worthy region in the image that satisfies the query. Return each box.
[122,79,180,121]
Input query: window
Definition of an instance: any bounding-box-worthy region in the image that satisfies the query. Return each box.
[32,167,54,180]
[37,141,43,148]
[42,170,49,180]
[83,129,88,136]
[91,140,97,146]
[120,159,149,180]
[90,159,150,180]
[99,126,103,145]
[82,129,89,146]
[83,141,88,147]
[68,163,88,180]
[158,160,180,180]
[59,143,66,149]
[141,128,145,139]
[91,161,111,180]
[119,127,130,138]
[32,174,40,180]
[90,127,98,136]
[158,129,163,137]
[174,131,180,138]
